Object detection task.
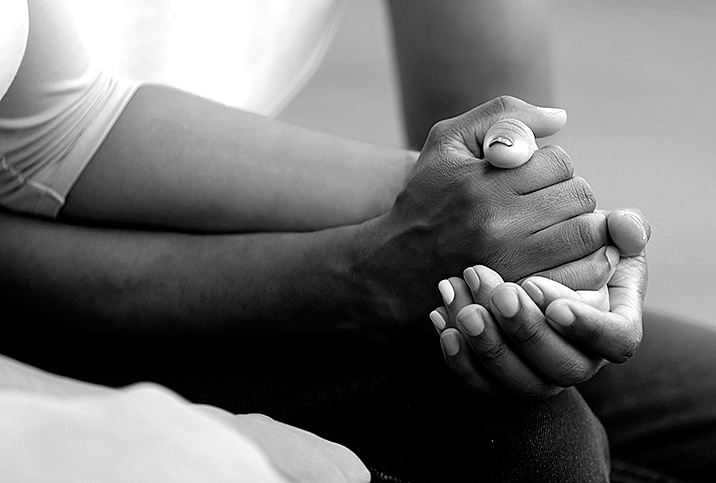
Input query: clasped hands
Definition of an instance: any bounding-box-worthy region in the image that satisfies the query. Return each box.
[411,97,648,399]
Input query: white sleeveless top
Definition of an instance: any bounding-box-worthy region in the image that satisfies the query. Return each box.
[0,0,344,217]
[0,0,28,101]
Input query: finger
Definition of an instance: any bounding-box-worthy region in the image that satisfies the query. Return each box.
[507,145,575,195]
[577,286,610,311]
[528,212,609,275]
[439,328,502,395]
[445,96,567,157]
[489,283,604,386]
[528,245,619,291]
[429,306,449,335]
[483,118,538,168]
[521,177,598,230]
[462,265,504,307]
[522,276,610,312]
[607,207,652,257]
[608,254,648,323]
[437,277,475,328]
[453,304,562,398]
[544,255,647,363]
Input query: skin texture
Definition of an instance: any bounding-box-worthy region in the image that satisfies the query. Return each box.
[0,97,615,352]
[432,210,650,399]
[0,2,649,477]
[61,85,416,233]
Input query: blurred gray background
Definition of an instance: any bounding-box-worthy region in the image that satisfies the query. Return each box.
[278,0,716,326]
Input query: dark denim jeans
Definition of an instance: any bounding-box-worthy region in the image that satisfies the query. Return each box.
[578,309,716,482]
[12,308,716,482]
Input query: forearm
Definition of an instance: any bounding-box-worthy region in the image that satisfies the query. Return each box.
[60,85,417,232]
[0,210,407,345]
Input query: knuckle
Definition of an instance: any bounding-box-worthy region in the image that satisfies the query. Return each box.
[478,339,512,366]
[564,214,604,255]
[576,216,604,252]
[495,95,518,113]
[570,176,598,213]
[480,96,519,121]
[506,319,546,347]
[478,214,513,246]
[536,145,574,179]
[426,119,454,144]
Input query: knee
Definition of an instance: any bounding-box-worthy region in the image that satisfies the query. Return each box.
[439,387,611,483]
[511,388,611,482]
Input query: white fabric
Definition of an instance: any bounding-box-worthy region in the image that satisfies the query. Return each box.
[0,0,29,101]
[66,0,346,115]
[0,384,291,483]
[0,0,138,217]
[0,0,344,217]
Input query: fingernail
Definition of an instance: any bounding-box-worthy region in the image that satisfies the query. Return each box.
[628,212,649,241]
[522,280,544,305]
[488,135,513,147]
[429,310,447,332]
[438,280,455,305]
[457,307,485,336]
[440,331,460,357]
[605,246,620,269]
[463,267,480,293]
[492,286,520,318]
[538,106,567,116]
[547,302,575,327]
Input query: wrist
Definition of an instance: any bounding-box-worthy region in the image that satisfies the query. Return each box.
[344,211,437,341]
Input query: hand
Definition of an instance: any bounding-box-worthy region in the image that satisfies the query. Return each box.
[540,208,649,364]
[430,263,612,399]
[431,208,650,399]
[199,406,370,483]
[359,96,611,326]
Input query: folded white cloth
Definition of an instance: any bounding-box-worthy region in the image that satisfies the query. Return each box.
[0,383,291,483]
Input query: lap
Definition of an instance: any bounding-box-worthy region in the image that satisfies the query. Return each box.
[190,341,610,483]
[8,334,609,482]
[16,308,716,481]
[579,308,716,482]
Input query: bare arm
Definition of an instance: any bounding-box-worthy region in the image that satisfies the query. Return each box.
[60,85,417,233]
[2,208,382,341]
[2,98,611,353]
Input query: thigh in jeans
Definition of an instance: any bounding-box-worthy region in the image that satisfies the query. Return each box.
[579,308,716,482]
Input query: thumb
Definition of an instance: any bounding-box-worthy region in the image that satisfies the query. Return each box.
[449,96,567,157]
[483,118,538,168]
[605,208,652,257]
